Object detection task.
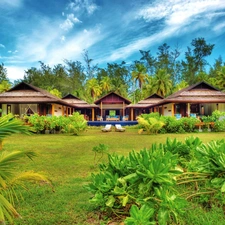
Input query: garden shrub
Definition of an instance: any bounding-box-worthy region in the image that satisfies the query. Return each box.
[27,112,87,135]
[87,137,225,224]
[65,112,87,135]
[161,116,182,133]
[137,113,164,134]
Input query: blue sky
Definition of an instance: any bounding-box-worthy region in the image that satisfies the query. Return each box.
[0,0,225,81]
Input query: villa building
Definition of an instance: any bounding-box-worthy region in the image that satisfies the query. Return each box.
[0,81,224,121]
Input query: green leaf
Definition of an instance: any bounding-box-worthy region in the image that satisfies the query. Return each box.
[158,208,169,225]
[105,195,115,207]
[122,195,129,207]
[221,181,225,192]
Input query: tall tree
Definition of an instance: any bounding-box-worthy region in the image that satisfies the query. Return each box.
[139,50,156,75]
[173,80,189,93]
[208,56,224,78]
[156,43,171,71]
[0,63,8,82]
[106,62,130,97]
[23,67,43,87]
[100,76,112,95]
[181,38,214,85]
[52,64,69,96]
[131,63,148,89]
[65,60,86,97]
[142,75,155,98]
[152,69,172,97]
[215,66,225,91]
[0,80,11,93]
[82,49,98,79]
[156,43,182,85]
[86,78,102,102]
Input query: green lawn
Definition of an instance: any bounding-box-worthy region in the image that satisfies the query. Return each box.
[3,128,225,225]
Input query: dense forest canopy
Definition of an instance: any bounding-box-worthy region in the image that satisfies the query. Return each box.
[1,37,225,103]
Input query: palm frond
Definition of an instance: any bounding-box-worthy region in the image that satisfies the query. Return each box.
[0,115,31,141]
[0,194,21,224]
[0,151,37,187]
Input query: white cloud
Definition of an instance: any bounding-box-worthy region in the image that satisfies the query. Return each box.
[86,2,98,15]
[0,44,5,48]
[8,50,18,54]
[67,0,98,15]
[7,66,26,81]
[138,0,225,27]
[60,13,82,31]
[213,21,225,32]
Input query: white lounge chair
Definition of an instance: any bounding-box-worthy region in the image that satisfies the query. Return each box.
[115,124,125,132]
[101,124,112,132]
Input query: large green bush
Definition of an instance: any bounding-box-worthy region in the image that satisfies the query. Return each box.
[27,112,87,135]
[86,137,225,224]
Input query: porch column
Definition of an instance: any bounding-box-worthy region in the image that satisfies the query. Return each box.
[161,106,164,116]
[43,106,46,116]
[131,108,134,121]
[92,108,95,121]
[37,104,40,115]
[123,102,125,117]
[62,106,64,116]
[100,102,102,117]
[52,104,55,116]
[187,103,190,117]
[171,103,174,116]
[66,107,68,117]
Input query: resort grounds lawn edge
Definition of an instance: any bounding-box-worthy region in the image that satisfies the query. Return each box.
[3,128,225,225]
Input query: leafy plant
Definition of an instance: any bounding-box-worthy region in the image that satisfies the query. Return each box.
[65,112,87,135]
[137,114,164,134]
[124,204,155,225]
[0,114,52,224]
[92,144,109,166]
[86,146,185,224]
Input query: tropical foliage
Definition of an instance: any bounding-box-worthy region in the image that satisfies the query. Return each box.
[26,112,87,135]
[86,136,225,224]
[0,114,51,224]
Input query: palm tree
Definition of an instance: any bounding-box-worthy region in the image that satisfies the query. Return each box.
[173,80,188,93]
[0,80,11,93]
[216,66,225,91]
[0,114,51,224]
[100,76,112,94]
[131,63,148,89]
[86,78,102,101]
[142,75,155,98]
[152,69,172,97]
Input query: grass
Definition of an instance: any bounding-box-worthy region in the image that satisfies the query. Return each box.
[3,128,225,224]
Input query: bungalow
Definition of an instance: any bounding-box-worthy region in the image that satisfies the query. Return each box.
[0,82,76,117]
[127,93,164,120]
[62,94,98,121]
[0,81,225,121]
[94,92,131,121]
[145,81,225,118]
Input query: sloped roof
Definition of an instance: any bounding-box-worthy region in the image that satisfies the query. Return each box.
[94,92,131,104]
[127,93,164,108]
[0,82,73,106]
[62,94,98,108]
[163,81,225,103]
[149,81,225,107]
